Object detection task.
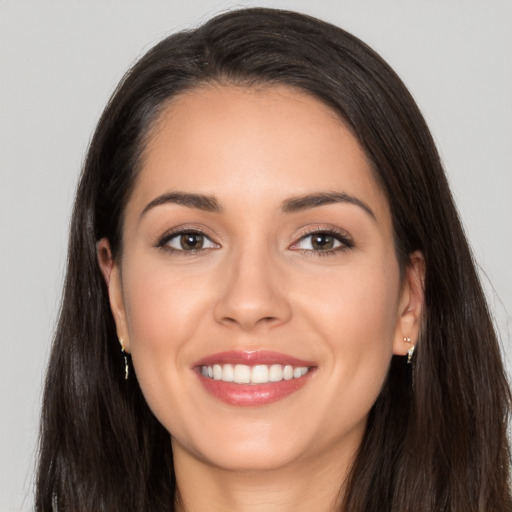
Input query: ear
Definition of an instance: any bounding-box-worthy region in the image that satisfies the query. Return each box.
[97,238,131,352]
[392,250,425,356]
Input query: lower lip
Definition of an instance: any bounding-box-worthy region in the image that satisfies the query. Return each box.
[197,370,314,407]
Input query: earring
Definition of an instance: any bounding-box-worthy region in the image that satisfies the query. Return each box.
[407,345,415,364]
[403,337,414,364]
[119,338,129,380]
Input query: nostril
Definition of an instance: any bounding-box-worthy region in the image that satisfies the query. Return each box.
[219,314,281,330]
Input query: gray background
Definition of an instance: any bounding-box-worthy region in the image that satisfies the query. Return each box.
[1,1,511,510]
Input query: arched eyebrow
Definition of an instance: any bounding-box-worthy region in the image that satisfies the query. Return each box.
[280,192,376,220]
[141,192,223,217]
[140,190,375,221]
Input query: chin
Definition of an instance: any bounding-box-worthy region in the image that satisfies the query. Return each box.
[172,421,311,472]
[199,445,303,473]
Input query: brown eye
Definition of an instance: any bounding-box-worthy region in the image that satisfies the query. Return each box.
[311,234,335,250]
[292,230,352,254]
[164,231,216,251]
[180,233,204,250]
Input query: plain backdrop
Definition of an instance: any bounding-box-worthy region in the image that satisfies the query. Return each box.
[1,1,511,510]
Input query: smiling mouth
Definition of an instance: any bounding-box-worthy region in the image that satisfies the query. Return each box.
[194,351,316,406]
[200,363,311,384]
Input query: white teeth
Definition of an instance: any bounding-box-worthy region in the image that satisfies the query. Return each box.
[234,364,251,384]
[297,367,308,377]
[222,363,234,382]
[251,365,269,383]
[269,364,283,382]
[213,364,222,380]
[201,363,310,384]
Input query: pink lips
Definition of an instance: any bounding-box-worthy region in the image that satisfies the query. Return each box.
[193,350,316,368]
[193,350,316,407]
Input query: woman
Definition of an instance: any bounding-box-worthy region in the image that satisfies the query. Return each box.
[36,7,511,511]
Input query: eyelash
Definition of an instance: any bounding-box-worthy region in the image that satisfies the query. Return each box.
[290,227,354,257]
[156,228,218,255]
[156,227,354,256]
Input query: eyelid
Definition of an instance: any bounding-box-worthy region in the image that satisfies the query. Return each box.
[289,225,354,253]
[155,225,220,252]
[154,224,353,255]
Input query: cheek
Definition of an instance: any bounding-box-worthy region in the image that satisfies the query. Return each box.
[302,256,400,343]
[122,251,218,346]
[120,260,214,413]
[299,258,401,418]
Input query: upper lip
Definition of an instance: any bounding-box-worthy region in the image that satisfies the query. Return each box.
[192,350,316,368]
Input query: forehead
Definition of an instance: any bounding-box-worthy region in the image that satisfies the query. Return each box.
[130,84,389,221]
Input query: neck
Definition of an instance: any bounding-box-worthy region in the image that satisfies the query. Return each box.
[172,440,357,512]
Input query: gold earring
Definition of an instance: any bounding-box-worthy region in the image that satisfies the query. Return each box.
[403,337,414,364]
[119,338,129,380]
[407,345,415,364]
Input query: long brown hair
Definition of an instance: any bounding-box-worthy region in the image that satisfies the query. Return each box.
[36,8,511,511]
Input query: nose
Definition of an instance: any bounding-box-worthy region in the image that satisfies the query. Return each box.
[213,246,292,331]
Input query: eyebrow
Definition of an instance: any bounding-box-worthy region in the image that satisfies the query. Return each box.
[140,190,375,220]
[141,192,223,217]
[280,192,376,220]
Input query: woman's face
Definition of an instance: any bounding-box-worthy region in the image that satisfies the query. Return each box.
[102,84,423,472]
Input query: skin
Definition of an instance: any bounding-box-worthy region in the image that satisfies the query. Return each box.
[98,84,424,512]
